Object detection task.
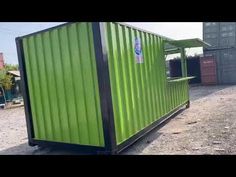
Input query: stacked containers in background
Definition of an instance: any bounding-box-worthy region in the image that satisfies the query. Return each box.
[203,22,236,85]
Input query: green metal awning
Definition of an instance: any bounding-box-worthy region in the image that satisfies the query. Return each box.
[165,48,181,55]
[164,38,211,55]
[165,38,211,48]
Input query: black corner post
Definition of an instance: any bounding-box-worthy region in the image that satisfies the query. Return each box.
[92,22,117,154]
[15,37,35,146]
[186,100,190,108]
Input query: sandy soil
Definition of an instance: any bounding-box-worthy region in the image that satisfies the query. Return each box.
[0,107,38,154]
[0,85,236,155]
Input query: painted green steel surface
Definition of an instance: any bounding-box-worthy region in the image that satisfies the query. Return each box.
[104,22,189,144]
[22,23,104,146]
[166,38,211,48]
[180,48,188,77]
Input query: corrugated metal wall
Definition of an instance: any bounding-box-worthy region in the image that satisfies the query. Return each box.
[204,49,236,84]
[104,22,189,144]
[219,22,236,47]
[203,22,236,84]
[167,80,189,112]
[22,23,104,146]
[203,22,236,48]
[203,22,219,48]
[200,56,217,85]
[218,48,236,84]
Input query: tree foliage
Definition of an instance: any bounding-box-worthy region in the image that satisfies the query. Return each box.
[4,64,19,71]
[0,63,18,90]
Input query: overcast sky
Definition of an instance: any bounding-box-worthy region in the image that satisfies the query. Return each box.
[0,22,202,64]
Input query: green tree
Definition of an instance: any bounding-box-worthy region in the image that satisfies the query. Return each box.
[0,68,14,91]
[4,64,19,71]
[0,63,18,90]
[0,69,6,87]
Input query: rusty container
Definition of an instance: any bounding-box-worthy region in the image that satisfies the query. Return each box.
[200,56,217,85]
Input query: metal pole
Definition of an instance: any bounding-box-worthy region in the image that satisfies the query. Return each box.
[180,48,187,77]
[180,48,190,105]
[0,86,6,107]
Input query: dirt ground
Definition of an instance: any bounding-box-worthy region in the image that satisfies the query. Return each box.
[1,85,236,155]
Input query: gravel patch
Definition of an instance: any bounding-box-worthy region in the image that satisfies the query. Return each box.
[123,85,236,154]
[1,85,236,155]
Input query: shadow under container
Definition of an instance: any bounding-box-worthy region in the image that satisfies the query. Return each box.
[16,22,193,154]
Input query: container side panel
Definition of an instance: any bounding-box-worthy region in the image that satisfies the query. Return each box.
[22,22,104,147]
[23,39,41,138]
[105,23,189,144]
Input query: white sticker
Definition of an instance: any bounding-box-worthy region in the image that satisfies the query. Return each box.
[134,37,143,63]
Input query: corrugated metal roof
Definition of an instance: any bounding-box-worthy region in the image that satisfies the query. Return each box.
[164,38,211,55]
[7,70,20,77]
[166,38,211,48]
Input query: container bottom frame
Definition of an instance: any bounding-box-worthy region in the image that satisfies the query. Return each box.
[115,100,189,154]
[28,100,189,155]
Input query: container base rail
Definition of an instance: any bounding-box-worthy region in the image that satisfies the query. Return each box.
[28,100,190,155]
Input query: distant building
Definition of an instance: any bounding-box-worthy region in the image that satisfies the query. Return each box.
[7,70,20,77]
[8,71,22,98]
[6,70,22,100]
[0,53,4,69]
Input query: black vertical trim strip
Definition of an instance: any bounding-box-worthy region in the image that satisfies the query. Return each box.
[15,37,35,146]
[92,22,117,153]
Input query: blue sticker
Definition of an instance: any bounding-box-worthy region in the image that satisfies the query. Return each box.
[134,37,143,63]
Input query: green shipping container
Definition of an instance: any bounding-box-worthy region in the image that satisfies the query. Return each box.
[16,22,209,154]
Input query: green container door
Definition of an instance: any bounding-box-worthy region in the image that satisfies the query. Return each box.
[104,22,189,145]
[22,23,104,147]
